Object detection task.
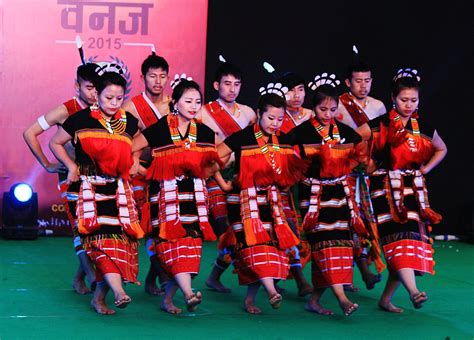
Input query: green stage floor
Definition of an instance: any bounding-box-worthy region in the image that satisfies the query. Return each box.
[0,237,473,339]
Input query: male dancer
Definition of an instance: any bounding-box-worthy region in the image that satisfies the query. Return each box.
[337,59,386,291]
[122,53,171,295]
[197,61,256,293]
[279,72,314,133]
[23,63,98,295]
[276,72,313,296]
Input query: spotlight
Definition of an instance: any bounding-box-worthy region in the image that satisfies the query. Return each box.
[12,183,33,203]
[2,183,39,240]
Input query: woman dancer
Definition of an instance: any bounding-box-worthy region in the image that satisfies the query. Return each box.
[369,68,447,312]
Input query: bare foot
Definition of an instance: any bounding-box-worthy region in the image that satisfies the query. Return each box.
[343,284,360,293]
[269,293,282,309]
[73,279,91,295]
[244,300,262,314]
[411,291,428,309]
[205,279,231,293]
[297,283,313,297]
[185,291,202,312]
[304,301,334,315]
[378,301,404,313]
[91,299,115,315]
[340,301,359,316]
[145,282,165,296]
[364,273,382,290]
[114,294,132,309]
[160,300,182,314]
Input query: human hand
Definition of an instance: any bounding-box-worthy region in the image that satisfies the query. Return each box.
[45,162,67,174]
[66,164,79,184]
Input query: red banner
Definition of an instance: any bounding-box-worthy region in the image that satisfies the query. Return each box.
[0,0,208,234]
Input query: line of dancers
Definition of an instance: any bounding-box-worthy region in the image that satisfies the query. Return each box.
[23,50,447,316]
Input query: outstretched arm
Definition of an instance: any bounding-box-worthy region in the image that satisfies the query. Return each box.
[23,105,69,173]
[420,130,447,175]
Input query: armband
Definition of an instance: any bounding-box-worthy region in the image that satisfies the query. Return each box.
[37,115,52,131]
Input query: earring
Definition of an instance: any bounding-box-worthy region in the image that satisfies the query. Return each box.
[173,107,179,116]
[91,101,99,111]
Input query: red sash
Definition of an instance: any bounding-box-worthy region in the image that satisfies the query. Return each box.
[205,101,242,138]
[339,93,370,127]
[280,113,297,134]
[132,94,160,129]
[63,98,83,116]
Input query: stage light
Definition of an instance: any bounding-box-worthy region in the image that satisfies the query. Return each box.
[12,183,33,203]
[2,182,39,239]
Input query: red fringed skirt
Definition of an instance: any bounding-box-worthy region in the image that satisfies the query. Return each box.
[311,245,354,288]
[234,245,289,285]
[370,172,435,274]
[207,177,228,220]
[83,234,139,284]
[155,237,203,276]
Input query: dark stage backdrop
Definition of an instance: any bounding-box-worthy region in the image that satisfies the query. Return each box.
[204,0,472,236]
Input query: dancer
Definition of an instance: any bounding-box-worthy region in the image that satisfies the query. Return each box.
[338,58,387,292]
[279,71,314,133]
[277,71,313,296]
[369,68,447,313]
[197,60,256,293]
[23,62,99,294]
[50,70,143,314]
[294,73,369,316]
[123,53,171,296]
[132,75,221,314]
[216,82,306,314]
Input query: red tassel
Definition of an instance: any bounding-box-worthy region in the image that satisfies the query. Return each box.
[274,223,299,250]
[302,212,318,232]
[124,221,145,239]
[200,221,217,241]
[159,220,187,241]
[147,150,222,181]
[140,202,152,235]
[369,244,386,273]
[243,219,271,246]
[422,208,442,225]
[218,227,236,250]
[351,216,369,238]
[78,217,100,234]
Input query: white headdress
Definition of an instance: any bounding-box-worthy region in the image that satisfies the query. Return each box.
[258,82,288,98]
[308,73,341,91]
[393,68,421,82]
[170,73,193,90]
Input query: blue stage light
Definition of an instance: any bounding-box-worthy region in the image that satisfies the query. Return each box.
[2,183,39,239]
[12,183,33,202]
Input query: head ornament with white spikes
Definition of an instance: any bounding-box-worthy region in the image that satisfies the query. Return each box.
[258,82,288,98]
[308,73,341,91]
[170,73,193,90]
[393,68,421,82]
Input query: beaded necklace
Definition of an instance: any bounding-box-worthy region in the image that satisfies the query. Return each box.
[310,117,340,144]
[217,99,241,118]
[90,107,127,134]
[168,114,197,150]
[254,123,282,175]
